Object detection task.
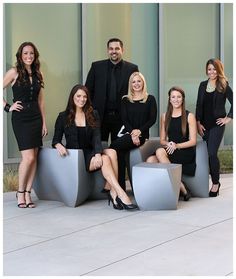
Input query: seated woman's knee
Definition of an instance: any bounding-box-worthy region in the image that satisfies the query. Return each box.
[102,154,111,165]
[104,148,117,160]
[155,147,166,160]
[146,155,158,163]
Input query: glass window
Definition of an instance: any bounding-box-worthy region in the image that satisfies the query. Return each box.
[4,3,82,159]
[222,3,233,146]
[160,3,220,118]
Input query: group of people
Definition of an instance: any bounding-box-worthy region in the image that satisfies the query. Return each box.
[3,38,233,210]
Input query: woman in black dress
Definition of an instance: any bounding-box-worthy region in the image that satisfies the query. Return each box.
[52,84,138,210]
[3,42,47,208]
[196,58,233,197]
[146,86,197,201]
[110,72,157,191]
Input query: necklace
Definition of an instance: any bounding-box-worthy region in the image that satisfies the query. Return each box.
[206,81,216,93]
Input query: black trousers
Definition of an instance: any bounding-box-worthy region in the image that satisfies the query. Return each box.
[110,134,146,191]
[203,125,225,184]
[101,112,122,142]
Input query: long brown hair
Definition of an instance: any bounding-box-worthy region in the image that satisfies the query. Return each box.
[165,86,187,137]
[206,58,228,93]
[65,84,98,128]
[15,41,44,87]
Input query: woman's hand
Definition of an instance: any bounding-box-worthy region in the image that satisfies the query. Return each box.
[42,123,48,137]
[55,143,68,157]
[131,134,140,146]
[216,117,232,126]
[131,129,141,138]
[165,141,177,154]
[197,121,205,137]
[9,101,23,112]
[93,153,103,169]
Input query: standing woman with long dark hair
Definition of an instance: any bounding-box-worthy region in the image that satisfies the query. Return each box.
[3,42,47,208]
[196,58,233,197]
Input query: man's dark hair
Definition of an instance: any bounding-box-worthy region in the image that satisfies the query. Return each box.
[107,38,123,48]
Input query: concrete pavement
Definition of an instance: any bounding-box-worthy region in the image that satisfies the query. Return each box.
[3,174,233,276]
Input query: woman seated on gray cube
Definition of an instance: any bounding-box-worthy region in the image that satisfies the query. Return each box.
[146,86,197,201]
[52,84,138,211]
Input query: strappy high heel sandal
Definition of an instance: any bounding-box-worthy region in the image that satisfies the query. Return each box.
[25,190,36,208]
[16,190,26,208]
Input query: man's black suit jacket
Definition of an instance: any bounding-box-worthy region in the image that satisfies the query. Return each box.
[85,59,139,121]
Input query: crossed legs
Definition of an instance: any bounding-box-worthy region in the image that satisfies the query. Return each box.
[90,148,132,205]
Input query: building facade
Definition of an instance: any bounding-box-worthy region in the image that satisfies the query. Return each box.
[3,3,233,163]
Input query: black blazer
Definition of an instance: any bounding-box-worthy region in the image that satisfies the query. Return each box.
[196,80,233,122]
[52,110,103,154]
[85,59,139,121]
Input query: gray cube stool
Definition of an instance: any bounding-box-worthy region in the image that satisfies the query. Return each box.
[33,148,92,207]
[132,163,182,210]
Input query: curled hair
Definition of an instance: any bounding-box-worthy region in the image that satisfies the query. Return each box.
[206,58,228,93]
[65,84,98,128]
[15,41,44,87]
[165,86,187,137]
[124,72,148,103]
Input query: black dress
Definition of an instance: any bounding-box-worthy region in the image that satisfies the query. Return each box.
[167,111,196,176]
[11,73,43,151]
[77,126,97,171]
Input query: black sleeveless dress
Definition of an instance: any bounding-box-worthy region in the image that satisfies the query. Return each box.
[167,111,196,176]
[11,73,43,151]
[77,126,95,171]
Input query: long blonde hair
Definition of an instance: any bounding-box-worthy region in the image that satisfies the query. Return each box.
[123,72,148,103]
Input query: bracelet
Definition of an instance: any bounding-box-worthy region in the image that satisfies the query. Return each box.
[4,103,11,113]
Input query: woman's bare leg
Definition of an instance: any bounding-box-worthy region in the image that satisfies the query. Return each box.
[24,148,38,207]
[146,155,159,163]
[90,154,132,204]
[17,149,36,206]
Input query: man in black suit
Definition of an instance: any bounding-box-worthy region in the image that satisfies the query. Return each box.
[85,38,139,143]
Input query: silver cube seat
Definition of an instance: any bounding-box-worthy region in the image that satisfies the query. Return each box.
[33,148,106,207]
[132,163,182,210]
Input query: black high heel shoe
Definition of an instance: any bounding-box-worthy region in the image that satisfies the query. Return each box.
[16,190,26,208]
[116,197,138,210]
[209,183,221,197]
[182,182,191,201]
[25,190,36,208]
[108,192,123,210]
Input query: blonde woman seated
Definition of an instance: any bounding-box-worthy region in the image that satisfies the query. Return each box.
[110,72,157,191]
[52,84,138,210]
[146,86,197,201]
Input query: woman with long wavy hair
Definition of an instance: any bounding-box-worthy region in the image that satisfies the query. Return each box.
[3,42,47,208]
[52,84,138,210]
[196,58,233,197]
